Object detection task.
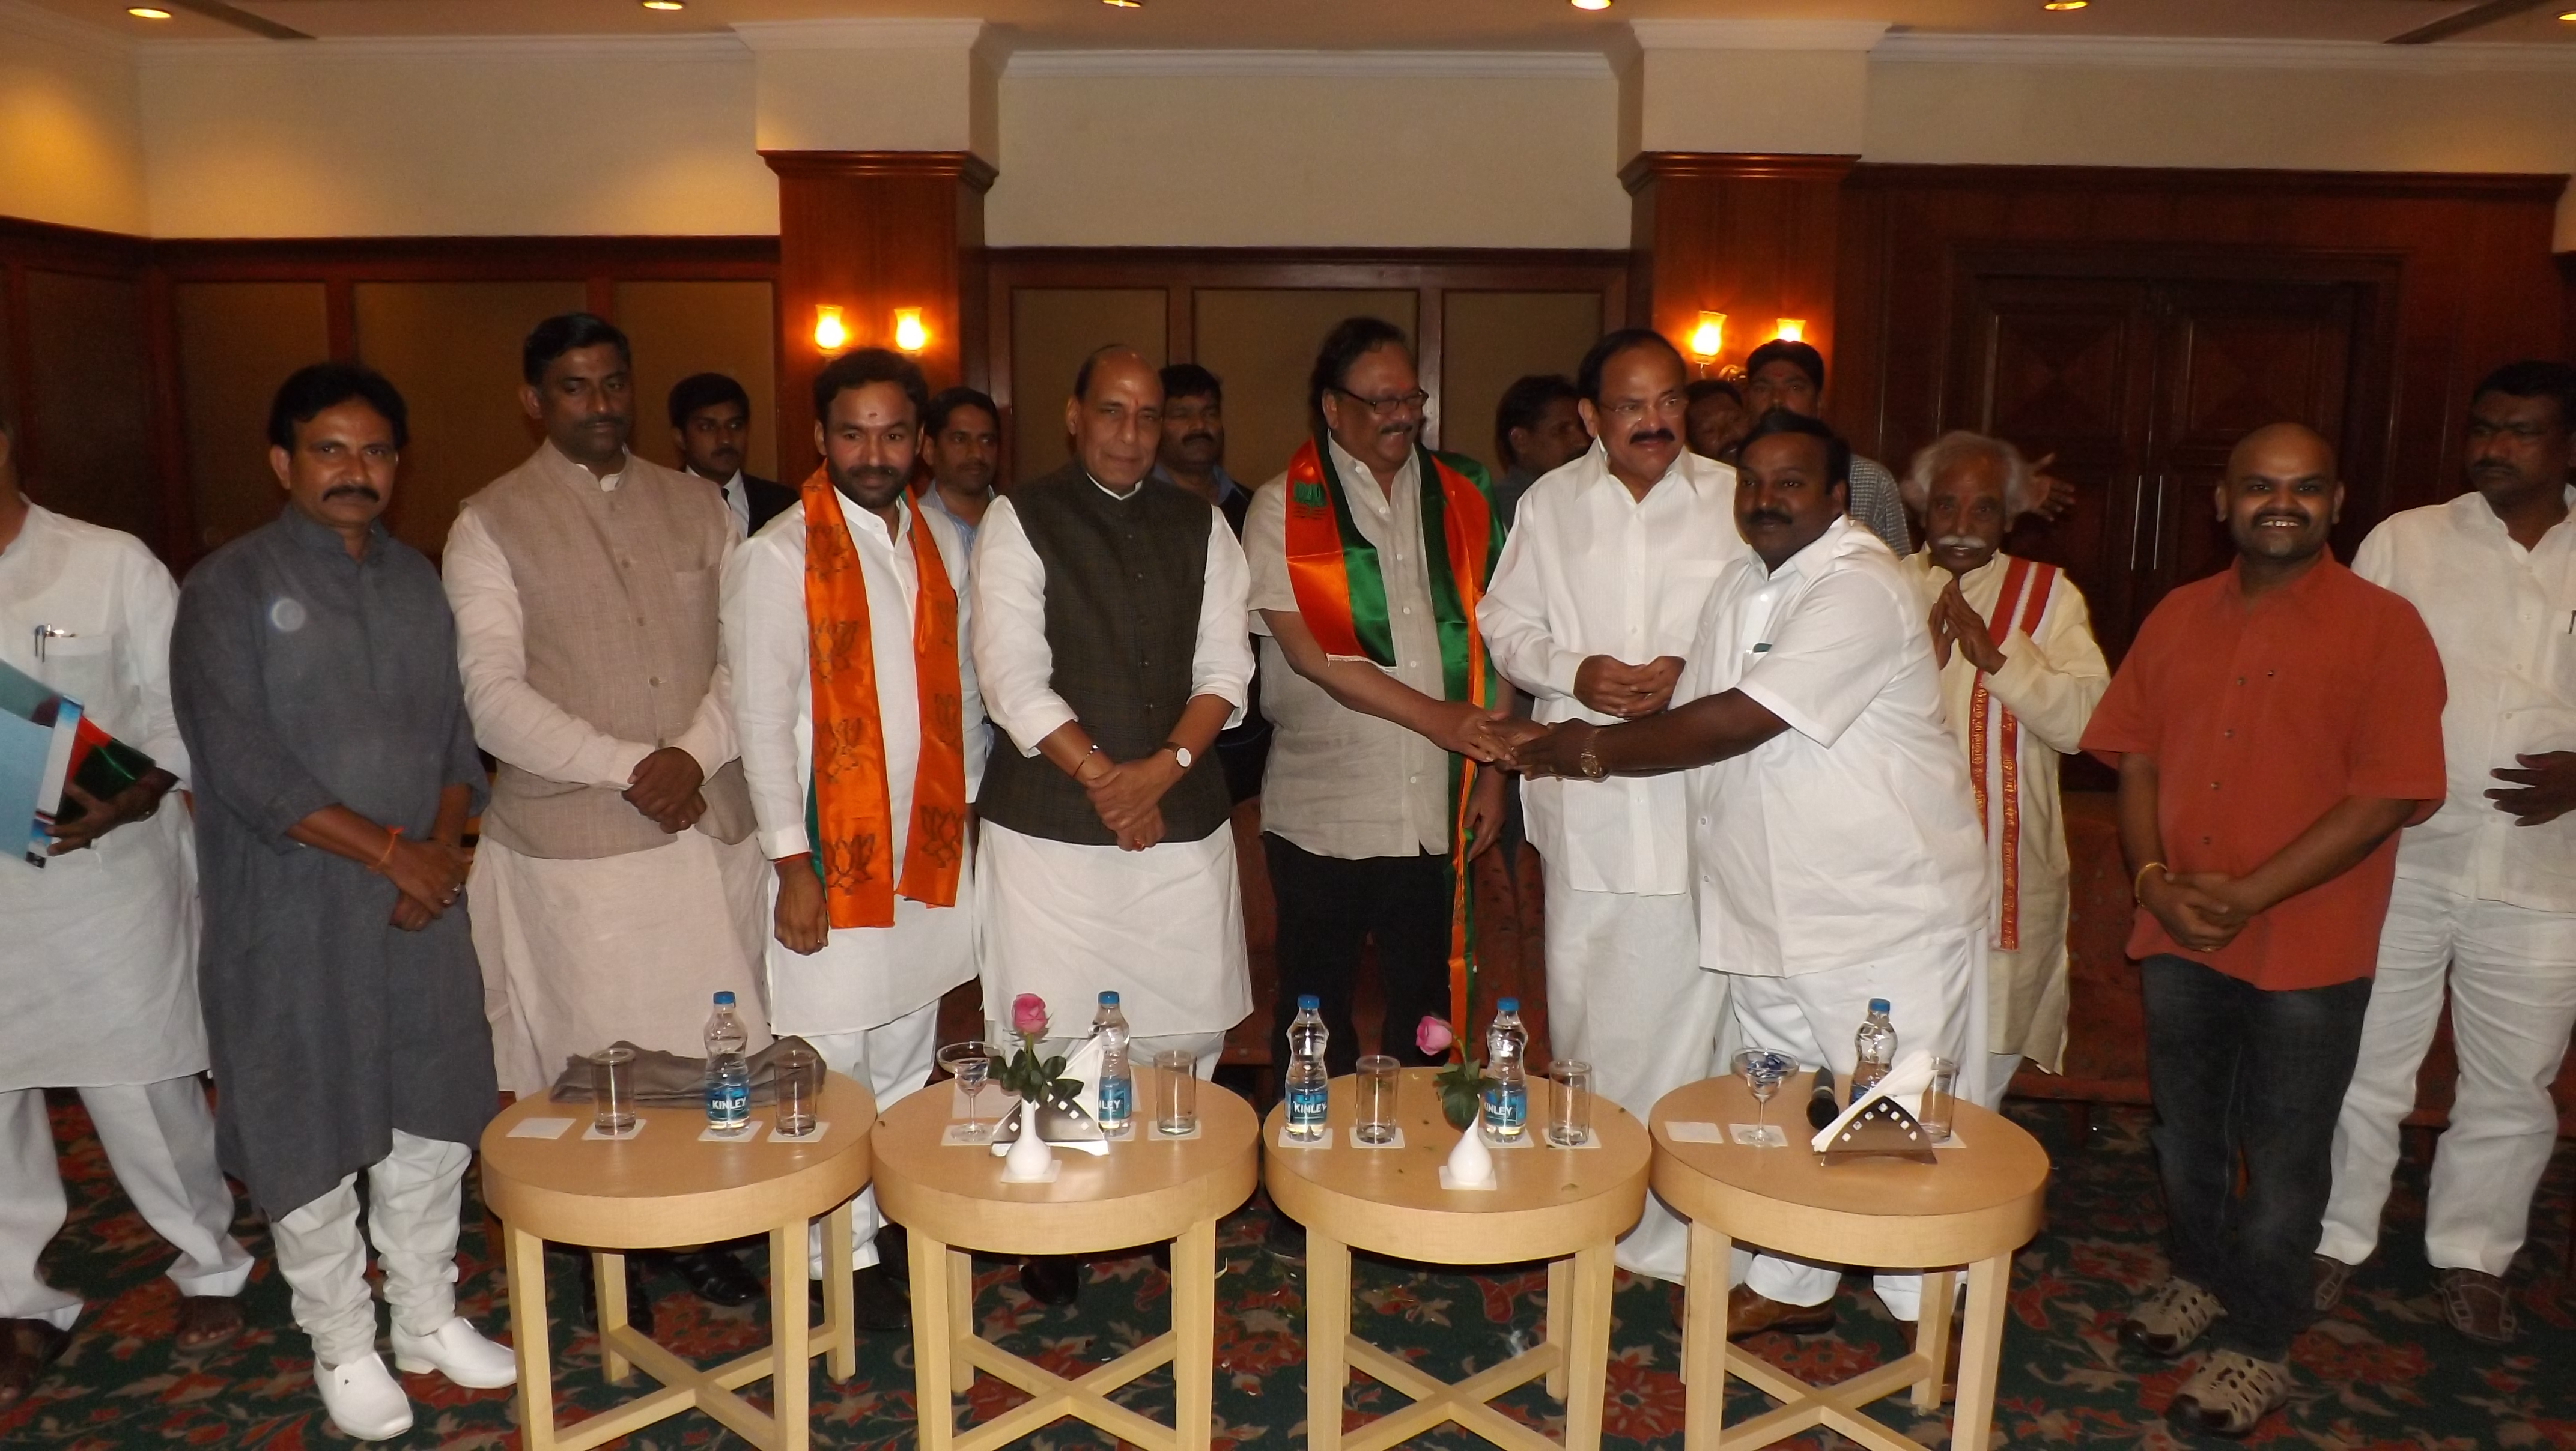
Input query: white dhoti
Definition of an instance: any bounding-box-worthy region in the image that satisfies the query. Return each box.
[1730,933,1985,1321]
[471,829,771,1097]
[1542,874,1722,1283]
[267,1129,470,1366]
[802,1001,944,1275]
[976,822,1251,1043]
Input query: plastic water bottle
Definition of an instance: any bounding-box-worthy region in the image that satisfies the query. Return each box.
[1284,995,1329,1141]
[1482,998,1529,1145]
[703,990,750,1138]
[1852,998,1898,1105]
[1092,991,1133,1133]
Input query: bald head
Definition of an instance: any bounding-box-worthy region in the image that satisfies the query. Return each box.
[1065,345,1164,492]
[2218,420,2342,574]
[2226,422,2336,483]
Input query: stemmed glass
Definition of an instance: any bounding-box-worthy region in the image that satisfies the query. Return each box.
[1733,1049,1793,1132]
[938,1041,994,1142]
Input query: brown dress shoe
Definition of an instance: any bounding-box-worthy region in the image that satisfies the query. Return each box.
[2435,1268,2517,1345]
[1725,1283,1835,1339]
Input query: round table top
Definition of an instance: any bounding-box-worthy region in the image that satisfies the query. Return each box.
[479,1072,877,1249]
[1648,1071,2049,1267]
[1262,1067,1650,1265]
[870,1065,1259,1256]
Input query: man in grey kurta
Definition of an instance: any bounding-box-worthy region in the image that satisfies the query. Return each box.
[171,363,512,1442]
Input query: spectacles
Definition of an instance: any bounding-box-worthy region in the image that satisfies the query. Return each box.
[1331,386,1430,417]
[1603,394,1687,423]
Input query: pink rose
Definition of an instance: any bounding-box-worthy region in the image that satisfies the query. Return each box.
[1012,993,1049,1038]
[1415,1016,1455,1057]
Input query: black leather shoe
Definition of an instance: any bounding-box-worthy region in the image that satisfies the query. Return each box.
[670,1247,764,1308]
[852,1265,911,1331]
[876,1225,911,1285]
[1264,1212,1305,1265]
[580,1255,657,1339]
[1019,1255,1081,1307]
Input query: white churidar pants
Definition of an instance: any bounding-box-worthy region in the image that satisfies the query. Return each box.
[801,999,943,1277]
[267,1130,470,1367]
[2319,875,2576,1277]
[1542,876,1724,1283]
[1730,933,1984,1321]
[0,1077,254,1328]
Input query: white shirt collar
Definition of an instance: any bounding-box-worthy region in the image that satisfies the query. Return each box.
[1760,513,1858,584]
[543,439,628,492]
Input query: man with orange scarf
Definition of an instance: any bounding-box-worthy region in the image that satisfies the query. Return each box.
[721,348,983,1331]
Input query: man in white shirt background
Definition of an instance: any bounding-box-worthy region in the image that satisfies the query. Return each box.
[1510,409,1988,1370]
[1477,328,1743,1286]
[2316,359,2576,1345]
[445,314,770,1319]
[723,348,985,1333]
[0,417,254,1408]
[916,386,1001,550]
[669,372,794,540]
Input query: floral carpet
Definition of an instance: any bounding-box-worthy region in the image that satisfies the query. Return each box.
[5,1093,2571,1449]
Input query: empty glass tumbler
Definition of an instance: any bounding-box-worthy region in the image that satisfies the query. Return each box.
[1355,1055,1401,1145]
[1153,1049,1198,1136]
[1548,1061,1593,1147]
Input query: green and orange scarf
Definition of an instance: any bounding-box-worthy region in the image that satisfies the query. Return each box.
[799,467,968,928]
[1282,435,1502,1035]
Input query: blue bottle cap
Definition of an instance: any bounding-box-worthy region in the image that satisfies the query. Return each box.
[1100,990,1120,1006]
[1298,995,1320,1011]
[714,990,736,1006]
[1498,998,1519,1014]
[1868,998,1891,1014]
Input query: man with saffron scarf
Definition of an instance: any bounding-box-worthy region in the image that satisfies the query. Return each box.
[1247,317,1511,1080]
[722,348,982,1330]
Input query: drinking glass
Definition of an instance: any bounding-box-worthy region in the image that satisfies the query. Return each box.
[775,1044,820,1137]
[589,1046,637,1137]
[1153,1049,1198,1136]
[1355,1055,1401,1145]
[1919,1056,1961,1142]
[1547,1061,1593,1147]
[1734,1049,1790,1130]
[938,1041,994,1142]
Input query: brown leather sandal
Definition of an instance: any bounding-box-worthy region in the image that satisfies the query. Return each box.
[2436,1268,2517,1345]
[174,1296,243,1353]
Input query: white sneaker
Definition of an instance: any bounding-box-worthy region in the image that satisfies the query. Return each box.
[391,1316,520,1389]
[317,1353,415,1441]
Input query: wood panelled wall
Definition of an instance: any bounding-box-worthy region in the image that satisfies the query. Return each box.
[0,218,161,551]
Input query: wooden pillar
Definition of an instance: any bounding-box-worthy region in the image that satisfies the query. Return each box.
[761,150,995,485]
[1621,152,1855,378]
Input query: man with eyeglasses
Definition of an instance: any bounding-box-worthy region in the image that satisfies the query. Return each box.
[1475,329,1743,1285]
[1246,317,1511,1106]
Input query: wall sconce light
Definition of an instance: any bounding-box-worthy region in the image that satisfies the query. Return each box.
[892,308,928,354]
[1773,318,1806,345]
[813,305,848,351]
[1687,311,1725,360]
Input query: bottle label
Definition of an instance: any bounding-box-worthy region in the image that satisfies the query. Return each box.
[708,1079,748,1124]
[1483,1085,1527,1131]
[1098,1075,1132,1123]
[1286,1082,1329,1127]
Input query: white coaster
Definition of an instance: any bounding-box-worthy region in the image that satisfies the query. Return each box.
[582,1119,645,1143]
[1438,1166,1499,1192]
[509,1117,575,1141]
[700,1120,764,1143]
[1728,1124,1790,1148]
[1663,1121,1725,1144]
[1350,1127,1405,1150]
[1274,1126,1335,1150]
[769,1121,830,1144]
[998,1159,1062,1184]
[941,1123,1000,1148]
[1147,1121,1203,1141]
[1545,1130,1605,1150]
[1929,1130,1966,1150]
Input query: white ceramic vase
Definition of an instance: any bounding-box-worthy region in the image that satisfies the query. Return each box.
[1445,1118,1495,1187]
[1001,1103,1055,1181]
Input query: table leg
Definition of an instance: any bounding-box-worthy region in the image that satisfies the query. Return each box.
[1545,1258,1571,1399]
[822,1200,857,1380]
[1564,1241,1615,1451]
[506,1225,558,1451]
[946,1247,973,1395]
[908,1229,955,1451]
[1683,1221,1729,1451]
[770,1221,811,1449]
[1171,1218,1217,1451]
[1910,1270,1957,1411]
[1306,1229,1351,1451]
[592,1249,631,1386]
[1949,1252,2011,1451]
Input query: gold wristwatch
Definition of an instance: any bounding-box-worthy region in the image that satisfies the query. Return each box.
[1575,735,1608,781]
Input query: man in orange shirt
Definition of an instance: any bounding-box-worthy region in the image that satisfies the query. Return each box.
[2080,422,2445,1440]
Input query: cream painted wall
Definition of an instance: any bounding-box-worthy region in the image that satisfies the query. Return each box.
[0,17,147,234]
[984,71,1630,249]
[1627,49,1871,158]
[136,46,776,238]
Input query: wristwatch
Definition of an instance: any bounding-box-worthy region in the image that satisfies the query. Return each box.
[1163,741,1195,770]
[1575,735,1608,782]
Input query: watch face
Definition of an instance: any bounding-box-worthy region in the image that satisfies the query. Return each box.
[1171,746,1194,769]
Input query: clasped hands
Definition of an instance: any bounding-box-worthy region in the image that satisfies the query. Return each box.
[2137,868,2260,952]
[1928,578,2005,674]
[1083,750,1185,852]
[625,745,706,834]
[384,835,470,933]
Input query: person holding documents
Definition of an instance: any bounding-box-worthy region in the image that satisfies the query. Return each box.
[0,417,254,1409]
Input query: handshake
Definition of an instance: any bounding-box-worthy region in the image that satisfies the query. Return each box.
[1447,653,1685,777]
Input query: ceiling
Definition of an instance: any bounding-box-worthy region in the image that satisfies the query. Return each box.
[32,0,2576,47]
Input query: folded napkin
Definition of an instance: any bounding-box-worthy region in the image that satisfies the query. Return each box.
[547,1036,819,1107]
[1809,1049,1940,1151]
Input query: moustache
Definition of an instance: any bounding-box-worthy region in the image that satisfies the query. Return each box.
[1626,428,1676,447]
[322,483,382,503]
[1744,508,1793,529]
[1378,422,1416,438]
[1931,534,1985,551]
[1179,431,1215,446]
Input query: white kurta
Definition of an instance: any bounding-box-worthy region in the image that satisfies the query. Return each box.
[720,492,987,1035]
[968,487,1254,1040]
[0,505,204,1089]
[1904,551,2109,1069]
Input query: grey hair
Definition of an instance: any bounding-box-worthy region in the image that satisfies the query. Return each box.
[1902,430,2037,518]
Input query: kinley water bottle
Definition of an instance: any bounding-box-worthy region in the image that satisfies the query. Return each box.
[1852,998,1898,1106]
[703,990,750,1138]
[1482,998,1529,1145]
[1284,995,1329,1141]
[1092,990,1132,1132]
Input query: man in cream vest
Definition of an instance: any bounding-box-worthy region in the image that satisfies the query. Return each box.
[444,314,770,1313]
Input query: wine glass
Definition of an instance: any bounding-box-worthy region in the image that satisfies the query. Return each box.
[938,1041,994,1142]
[1733,1049,1791,1131]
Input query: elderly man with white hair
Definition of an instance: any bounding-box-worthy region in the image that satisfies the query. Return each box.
[1901,431,2111,1107]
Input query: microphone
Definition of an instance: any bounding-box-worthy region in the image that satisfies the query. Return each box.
[1806,1064,1840,1131]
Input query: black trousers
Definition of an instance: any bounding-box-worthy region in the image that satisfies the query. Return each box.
[2140,953,2372,1360]
[1263,834,1453,1079]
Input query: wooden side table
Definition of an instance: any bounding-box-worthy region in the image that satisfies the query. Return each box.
[871,1065,1260,1451]
[1649,1073,2050,1451]
[1263,1068,1651,1451]
[479,1074,878,1451]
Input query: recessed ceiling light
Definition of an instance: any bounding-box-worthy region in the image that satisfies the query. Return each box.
[1570,0,1613,10]
[640,0,684,9]
[127,5,173,16]
[1102,0,1143,8]
[2042,0,2088,10]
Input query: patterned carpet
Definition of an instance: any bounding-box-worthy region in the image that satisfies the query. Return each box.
[5,1091,2571,1450]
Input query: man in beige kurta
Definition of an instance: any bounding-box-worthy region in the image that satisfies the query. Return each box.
[1902,431,2110,1107]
